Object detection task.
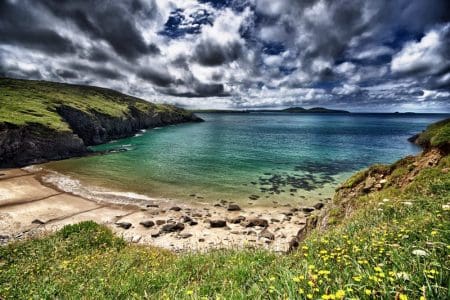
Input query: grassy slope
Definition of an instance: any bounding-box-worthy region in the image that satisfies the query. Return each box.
[0,78,190,132]
[415,118,450,148]
[1,123,449,299]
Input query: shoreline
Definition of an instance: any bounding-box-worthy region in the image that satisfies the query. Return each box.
[0,167,329,252]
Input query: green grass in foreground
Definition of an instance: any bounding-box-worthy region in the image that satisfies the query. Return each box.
[1,154,449,299]
[0,77,189,131]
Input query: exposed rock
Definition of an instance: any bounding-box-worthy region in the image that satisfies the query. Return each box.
[288,237,300,252]
[242,218,269,228]
[209,220,227,228]
[139,220,155,228]
[169,206,182,212]
[31,219,45,225]
[178,233,193,239]
[260,229,275,240]
[227,216,246,224]
[180,215,193,223]
[160,223,185,233]
[115,222,132,229]
[150,231,160,238]
[131,235,141,243]
[363,177,376,192]
[313,202,324,210]
[227,204,241,211]
[301,207,315,213]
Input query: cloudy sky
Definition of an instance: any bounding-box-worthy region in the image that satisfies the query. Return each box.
[1,0,450,112]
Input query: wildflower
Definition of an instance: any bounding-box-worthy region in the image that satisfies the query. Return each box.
[395,272,410,280]
[307,294,313,299]
[402,201,413,206]
[442,204,450,210]
[430,231,437,236]
[365,289,371,296]
[292,276,304,282]
[335,290,345,299]
[399,293,408,300]
[374,266,382,272]
[298,288,305,294]
[352,276,362,282]
[186,290,194,295]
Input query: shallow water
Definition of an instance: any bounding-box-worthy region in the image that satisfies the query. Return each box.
[43,113,449,205]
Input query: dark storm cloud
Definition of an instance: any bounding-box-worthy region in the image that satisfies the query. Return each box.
[68,63,123,80]
[0,1,76,54]
[137,67,175,87]
[194,40,242,66]
[38,0,159,60]
[0,0,449,110]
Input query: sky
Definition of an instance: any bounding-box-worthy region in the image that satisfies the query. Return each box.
[1,0,450,112]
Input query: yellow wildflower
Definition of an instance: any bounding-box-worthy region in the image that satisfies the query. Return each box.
[399,294,408,300]
[335,290,345,299]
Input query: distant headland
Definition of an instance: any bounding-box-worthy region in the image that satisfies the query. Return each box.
[192,107,350,114]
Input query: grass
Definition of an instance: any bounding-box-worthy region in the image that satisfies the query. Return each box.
[415,118,450,148]
[0,77,191,131]
[1,152,449,299]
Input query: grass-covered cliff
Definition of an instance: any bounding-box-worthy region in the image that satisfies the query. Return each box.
[0,119,449,299]
[0,78,202,167]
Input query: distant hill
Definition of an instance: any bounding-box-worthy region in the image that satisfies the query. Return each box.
[282,107,349,113]
[193,107,350,114]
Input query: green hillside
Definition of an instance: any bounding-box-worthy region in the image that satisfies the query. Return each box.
[0,78,191,132]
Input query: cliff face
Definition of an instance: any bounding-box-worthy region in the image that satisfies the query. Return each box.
[0,123,87,167]
[56,105,202,146]
[0,78,203,168]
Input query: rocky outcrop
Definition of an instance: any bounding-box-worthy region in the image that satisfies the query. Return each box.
[56,105,202,146]
[0,122,87,167]
[0,105,202,167]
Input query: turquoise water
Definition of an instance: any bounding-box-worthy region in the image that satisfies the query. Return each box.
[43,113,449,205]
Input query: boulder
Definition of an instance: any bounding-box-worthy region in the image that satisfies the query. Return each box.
[209,220,227,228]
[227,204,241,211]
[139,220,155,228]
[227,216,246,224]
[115,222,132,229]
[242,218,269,228]
[160,223,185,233]
[260,229,275,240]
[178,233,193,239]
[313,202,324,210]
[301,207,315,213]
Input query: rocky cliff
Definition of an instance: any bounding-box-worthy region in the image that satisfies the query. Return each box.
[0,78,203,167]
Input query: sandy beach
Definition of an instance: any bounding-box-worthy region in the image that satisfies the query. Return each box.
[0,167,328,252]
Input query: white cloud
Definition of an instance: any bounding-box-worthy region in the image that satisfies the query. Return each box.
[391,23,450,75]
